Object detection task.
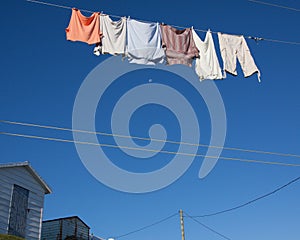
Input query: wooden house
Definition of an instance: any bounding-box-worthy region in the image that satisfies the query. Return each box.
[0,161,52,239]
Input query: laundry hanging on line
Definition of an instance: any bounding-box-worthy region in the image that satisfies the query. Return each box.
[218,32,261,82]
[192,29,223,81]
[66,8,102,45]
[126,18,165,65]
[160,24,199,67]
[65,8,261,82]
[94,14,127,56]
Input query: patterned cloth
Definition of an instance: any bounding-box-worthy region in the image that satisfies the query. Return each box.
[160,24,199,66]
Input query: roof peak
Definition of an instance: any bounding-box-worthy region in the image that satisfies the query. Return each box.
[0,161,52,194]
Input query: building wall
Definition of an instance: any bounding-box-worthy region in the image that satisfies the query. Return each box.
[42,217,90,240]
[0,167,46,240]
[41,220,61,239]
[73,219,89,240]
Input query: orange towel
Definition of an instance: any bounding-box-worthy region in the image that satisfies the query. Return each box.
[66,8,101,45]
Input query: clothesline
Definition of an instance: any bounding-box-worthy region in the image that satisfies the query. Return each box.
[248,0,300,12]
[26,0,300,46]
[66,6,261,81]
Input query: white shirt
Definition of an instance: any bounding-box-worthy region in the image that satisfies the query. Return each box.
[100,15,127,55]
[126,18,165,65]
[192,29,223,81]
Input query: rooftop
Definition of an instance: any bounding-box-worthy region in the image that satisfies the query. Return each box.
[0,161,52,194]
[43,216,90,229]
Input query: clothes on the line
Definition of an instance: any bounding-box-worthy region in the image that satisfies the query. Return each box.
[65,8,262,82]
[160,24,199,67]
[218,32,261,82]
[97,15,127,56]
[126,19,165,65]
[66,8,102,45]
[192,29,223,80]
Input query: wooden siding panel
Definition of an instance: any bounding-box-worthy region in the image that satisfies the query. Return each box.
[0,221,8,234]
[0,168,45,196]
[0,167,46,240]
[0,173,11,236]
[41,220,61,239]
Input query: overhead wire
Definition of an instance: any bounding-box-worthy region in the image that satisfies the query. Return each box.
[112,212,178,239]
[12,116,297,239]
[27,0,91,13]
[26,0,300,45]
[183,211,232,240]
[192,175,300,218]
[248,0,300,12]
[1,131,300,168]
[113,176,300,239]
[248,0,300,45]
[10,4,300,238]
[1,119,300,160]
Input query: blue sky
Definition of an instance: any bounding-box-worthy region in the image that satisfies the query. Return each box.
[1,0,300,239]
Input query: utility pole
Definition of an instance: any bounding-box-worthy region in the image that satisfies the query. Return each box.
[179,209,185,240]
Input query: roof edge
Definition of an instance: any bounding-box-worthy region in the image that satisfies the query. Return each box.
[43,216,90,229]
[0,161,52,194]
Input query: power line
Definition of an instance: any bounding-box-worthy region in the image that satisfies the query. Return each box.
[27,0,91,13]
[248,0,300,12]
[257,37,300,46]
[26,0,300,45]
[183,211,232,240]
[112,212,178,239]
[2,119,300,160]
[192,175,300,218]
[1,131,300,168]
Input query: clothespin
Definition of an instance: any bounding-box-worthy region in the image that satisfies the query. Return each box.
[248,36,264,44]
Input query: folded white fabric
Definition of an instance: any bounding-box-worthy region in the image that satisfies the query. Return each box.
[126,18,165,65]
[192,29,223,81]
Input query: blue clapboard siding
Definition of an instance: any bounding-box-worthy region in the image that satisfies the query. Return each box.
[0,163,50,240]
[42,216,90,240]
